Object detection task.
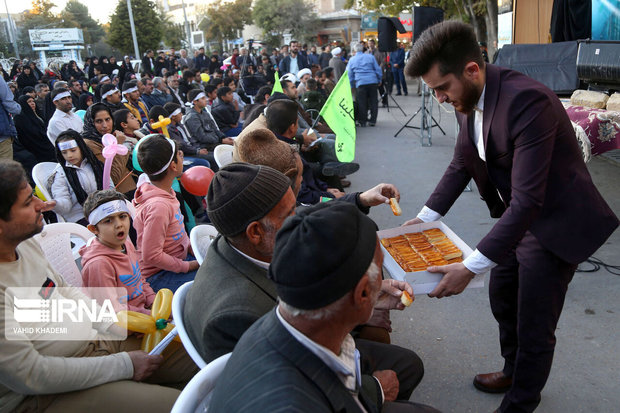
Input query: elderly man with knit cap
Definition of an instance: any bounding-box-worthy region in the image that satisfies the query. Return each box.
[184,163,427,405]
[208,201,440,413]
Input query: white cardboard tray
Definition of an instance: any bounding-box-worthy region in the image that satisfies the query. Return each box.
[377,221,485,295]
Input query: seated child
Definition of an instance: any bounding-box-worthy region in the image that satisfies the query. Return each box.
[80,189,155,314]
[51,129,110,224]
[133,134,199,292]
[164,102,213,170]
[113,108,145,140]
[211,86,242,137]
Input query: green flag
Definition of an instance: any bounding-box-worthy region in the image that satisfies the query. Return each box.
[271,71,283,94]
[318,70,356,162]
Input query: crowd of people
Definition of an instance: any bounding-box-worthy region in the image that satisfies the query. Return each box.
[0,19,617,413]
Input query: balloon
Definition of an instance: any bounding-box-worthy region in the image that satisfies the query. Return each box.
[101,133,128,189]
[180,166,214,196]
[200,73,210,83]
[75,109,86,120]
[151,115,171,138]
[115,288,181,353]
[132,133,160,172]
[34,185,47,201]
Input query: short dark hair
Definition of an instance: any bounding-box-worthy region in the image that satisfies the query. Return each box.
[204,84,217,95]
[0,160,28,221]
[50,87,69,100]
[113,109,131,131]
[255,86,272,104]
[209,78,223,87]
[148,105,168,122]
[83,189,127,221]
[163,102,181,115]
[405,20,484,78]
[265,100,298,135]
[217,86,231,99]
[323,67,334,77]
[306,78,317,91]
[182,70,194,81]
[223,77,235,87]
[280,79,293,91]
[187,89,203,103]
[137,134,179,181]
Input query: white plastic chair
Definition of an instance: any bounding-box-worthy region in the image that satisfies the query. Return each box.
[171,352,232,413]
[33,223,95,287]
[213,144,234,168]
[190,224,219,265]
[32,162,65,222]
[172,281,207,368]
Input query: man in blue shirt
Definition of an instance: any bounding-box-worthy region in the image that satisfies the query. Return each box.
[347,43,383,127]
[390,42,408,96]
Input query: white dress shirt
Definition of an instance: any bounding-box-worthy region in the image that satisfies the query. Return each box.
[47,109,84,145]
[228,242,270,270]
[416,86,497,275]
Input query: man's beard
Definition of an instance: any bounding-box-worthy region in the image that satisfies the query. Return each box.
[456,78,480,114]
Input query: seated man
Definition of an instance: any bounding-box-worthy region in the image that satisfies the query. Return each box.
[183,89,234,152]
[210,86,242,137]
[0,160,196,412]
[100,83,124,112]
[209,201,439,412]
[185,163,425,402]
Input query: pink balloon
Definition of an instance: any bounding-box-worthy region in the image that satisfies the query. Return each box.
[101,134,128,189]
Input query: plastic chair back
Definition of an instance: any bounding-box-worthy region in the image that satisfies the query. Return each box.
[171,281,207,368]
[190,225,219,265]
[33,223,95,287]
[32,162,65,222]
[170,352,231,413]
[213,144,234,168]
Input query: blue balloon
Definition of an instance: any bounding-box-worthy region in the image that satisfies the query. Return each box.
[75,109,86,120]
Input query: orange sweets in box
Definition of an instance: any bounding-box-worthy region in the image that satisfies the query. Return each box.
[381,228,463,272]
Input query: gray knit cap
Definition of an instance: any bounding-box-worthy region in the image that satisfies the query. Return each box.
[206,162,292,237]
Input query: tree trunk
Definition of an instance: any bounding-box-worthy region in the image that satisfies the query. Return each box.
[485,0,498,62]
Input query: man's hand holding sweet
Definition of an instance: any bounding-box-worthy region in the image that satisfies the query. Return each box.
[428,262,475,298]
[359,183,400,207]
[374,279,414,311]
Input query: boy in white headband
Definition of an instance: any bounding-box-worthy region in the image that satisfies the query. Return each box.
[132,134,200,292]
[183,88,234,153]
[80,189,156,314]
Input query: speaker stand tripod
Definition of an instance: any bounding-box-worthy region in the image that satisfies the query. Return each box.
[394,82,445,146]
[379,75,407,116]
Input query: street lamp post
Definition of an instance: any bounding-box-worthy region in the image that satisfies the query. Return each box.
[3,0,19,59]
[180,0,192,50]
[126,0,140,59]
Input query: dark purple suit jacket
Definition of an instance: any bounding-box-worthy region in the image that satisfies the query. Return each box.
[426,64,618,265]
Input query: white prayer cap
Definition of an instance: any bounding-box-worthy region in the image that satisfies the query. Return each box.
[281,73,297,83]
[297,68,312,79]
[331,47,342,56]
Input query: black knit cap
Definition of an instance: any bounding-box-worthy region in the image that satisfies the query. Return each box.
[269,202,378,310]
[207,162,292,237]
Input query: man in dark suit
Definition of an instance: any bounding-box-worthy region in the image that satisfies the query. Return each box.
[209,201,439,413]
[403,21,619,413]
[141,49,155,77]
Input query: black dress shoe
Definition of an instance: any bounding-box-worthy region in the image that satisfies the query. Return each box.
[395,92,402,96]
[340,179,351,188]
[473,371,512,393]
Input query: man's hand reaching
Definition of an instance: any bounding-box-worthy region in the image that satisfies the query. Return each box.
[374,279,414,311]
[359,183,400,207]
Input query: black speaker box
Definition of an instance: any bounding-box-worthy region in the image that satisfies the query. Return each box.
[577,40,620,89]
[412,7,444,43]
[494,41,579,94]
[378,17,406,52]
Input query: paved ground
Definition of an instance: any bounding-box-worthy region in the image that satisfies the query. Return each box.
[346,84,620,413]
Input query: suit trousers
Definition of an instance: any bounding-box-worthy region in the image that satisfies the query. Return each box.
[391,68,408,95]
[356,338,424,401]
[490,232,576,413]
[357,83,379,125]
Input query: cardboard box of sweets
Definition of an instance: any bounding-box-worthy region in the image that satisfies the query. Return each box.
[377,221,485,295]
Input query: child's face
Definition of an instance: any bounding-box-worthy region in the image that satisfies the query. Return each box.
[91,211,131,250]
[207,90,217,100]
[60,143,83,166]
[228,81,236,91]
[124,112,141,131]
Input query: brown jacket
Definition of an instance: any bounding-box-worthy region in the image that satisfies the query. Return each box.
[85,139,136,194]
